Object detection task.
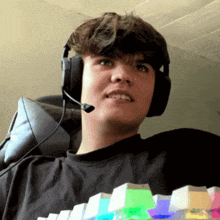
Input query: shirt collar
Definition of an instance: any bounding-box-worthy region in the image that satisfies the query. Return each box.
[67,134,142,162]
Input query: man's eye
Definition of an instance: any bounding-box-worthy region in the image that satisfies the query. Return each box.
[99,59,113,66]
[137,65,149,72]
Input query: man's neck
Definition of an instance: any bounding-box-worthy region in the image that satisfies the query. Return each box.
[76,117,138,155]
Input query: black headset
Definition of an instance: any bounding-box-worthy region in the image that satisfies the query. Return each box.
[62,43,171,117]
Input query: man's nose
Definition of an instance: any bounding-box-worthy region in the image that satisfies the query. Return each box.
[111,64,133,86]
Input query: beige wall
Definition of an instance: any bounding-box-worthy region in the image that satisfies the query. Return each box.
[1,0,220,143]
[0,0,89,141]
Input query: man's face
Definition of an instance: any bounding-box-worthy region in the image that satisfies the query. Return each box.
[81,53,155,128]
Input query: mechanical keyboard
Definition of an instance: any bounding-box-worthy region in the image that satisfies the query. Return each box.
[37,182,220,220]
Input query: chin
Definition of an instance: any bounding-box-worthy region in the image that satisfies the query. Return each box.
[101,112,144,127]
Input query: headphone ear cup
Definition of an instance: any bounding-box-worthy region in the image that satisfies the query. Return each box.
[147,70,171,117]
[69,56,83,102]
[62,57,71,94]
[62,56,83,103]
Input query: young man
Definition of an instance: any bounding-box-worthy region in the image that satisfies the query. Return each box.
[0,12,220,220]
[68,12,168,154]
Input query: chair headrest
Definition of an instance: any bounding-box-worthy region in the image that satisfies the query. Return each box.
[0,97,82,169]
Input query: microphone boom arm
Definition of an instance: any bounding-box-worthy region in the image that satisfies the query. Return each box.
[62,89,95,113]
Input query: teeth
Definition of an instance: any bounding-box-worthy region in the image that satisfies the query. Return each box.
[108,94,131,101]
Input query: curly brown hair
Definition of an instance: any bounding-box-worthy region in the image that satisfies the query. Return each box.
[67,12,169,70]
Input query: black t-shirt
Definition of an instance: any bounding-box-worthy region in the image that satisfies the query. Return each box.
[0,128,219,220]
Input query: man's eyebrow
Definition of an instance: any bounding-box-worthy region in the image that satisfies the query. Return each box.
[136,59,151,64]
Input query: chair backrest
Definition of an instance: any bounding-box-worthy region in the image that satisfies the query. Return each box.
[0,95,82,171]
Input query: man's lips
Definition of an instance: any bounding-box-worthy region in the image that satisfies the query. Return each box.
[106,90,134,102]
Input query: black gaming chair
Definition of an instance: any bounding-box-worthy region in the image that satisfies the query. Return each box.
[0,95,82,171]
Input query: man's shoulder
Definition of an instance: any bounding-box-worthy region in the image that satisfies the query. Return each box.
[148,128,219,138]
[0,154,65,178]
[142,128,219,148]
[137,128,220,167]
